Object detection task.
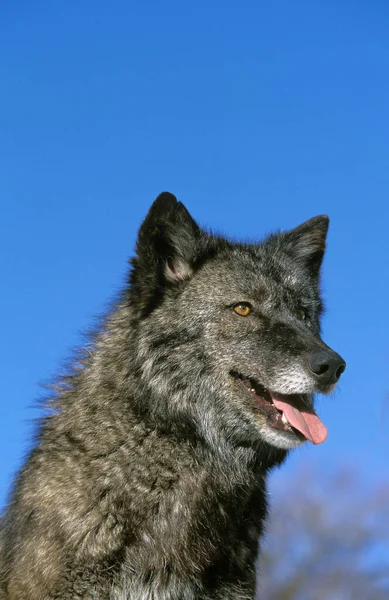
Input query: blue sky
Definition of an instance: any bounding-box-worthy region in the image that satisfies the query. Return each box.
[1,0,388,508]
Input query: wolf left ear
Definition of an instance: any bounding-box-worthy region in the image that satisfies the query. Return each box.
[284,215,329,274]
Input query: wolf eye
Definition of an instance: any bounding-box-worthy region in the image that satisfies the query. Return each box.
[233,303,252,317]
[299,309,307,320]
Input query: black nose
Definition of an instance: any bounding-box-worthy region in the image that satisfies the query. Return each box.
[308,350,346,386]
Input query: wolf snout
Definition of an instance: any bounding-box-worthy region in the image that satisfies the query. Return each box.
[307,349,346,387]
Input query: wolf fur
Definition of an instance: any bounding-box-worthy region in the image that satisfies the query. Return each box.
[0,193,345,599]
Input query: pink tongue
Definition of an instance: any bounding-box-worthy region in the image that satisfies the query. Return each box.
[271,395,328,445]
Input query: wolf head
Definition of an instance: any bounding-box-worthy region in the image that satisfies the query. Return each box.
[128,193,345,459]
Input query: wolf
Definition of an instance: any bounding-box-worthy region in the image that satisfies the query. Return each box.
[0,193,345,599]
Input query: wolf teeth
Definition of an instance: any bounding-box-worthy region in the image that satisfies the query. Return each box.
[281,413,289,425]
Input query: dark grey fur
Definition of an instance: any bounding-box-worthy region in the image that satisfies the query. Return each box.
[0,194,345,599]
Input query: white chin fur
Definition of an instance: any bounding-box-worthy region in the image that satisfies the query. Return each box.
[259,424,307,450]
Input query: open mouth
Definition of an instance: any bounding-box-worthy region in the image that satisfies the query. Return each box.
[232,372,328,445]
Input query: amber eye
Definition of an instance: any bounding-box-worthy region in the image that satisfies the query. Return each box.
[233,303,252,316]
[299,309,307,321]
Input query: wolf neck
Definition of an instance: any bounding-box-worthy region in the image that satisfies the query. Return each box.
[35,303,280,585]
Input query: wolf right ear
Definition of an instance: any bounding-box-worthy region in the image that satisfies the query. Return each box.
[129,193,201,310]
[137,192,200,281]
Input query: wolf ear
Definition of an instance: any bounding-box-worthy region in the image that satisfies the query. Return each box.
[284,215,329,274]
[136,192,200,282]
[130,193,201,311]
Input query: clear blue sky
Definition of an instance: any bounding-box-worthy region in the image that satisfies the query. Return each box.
[1,0,389,507]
